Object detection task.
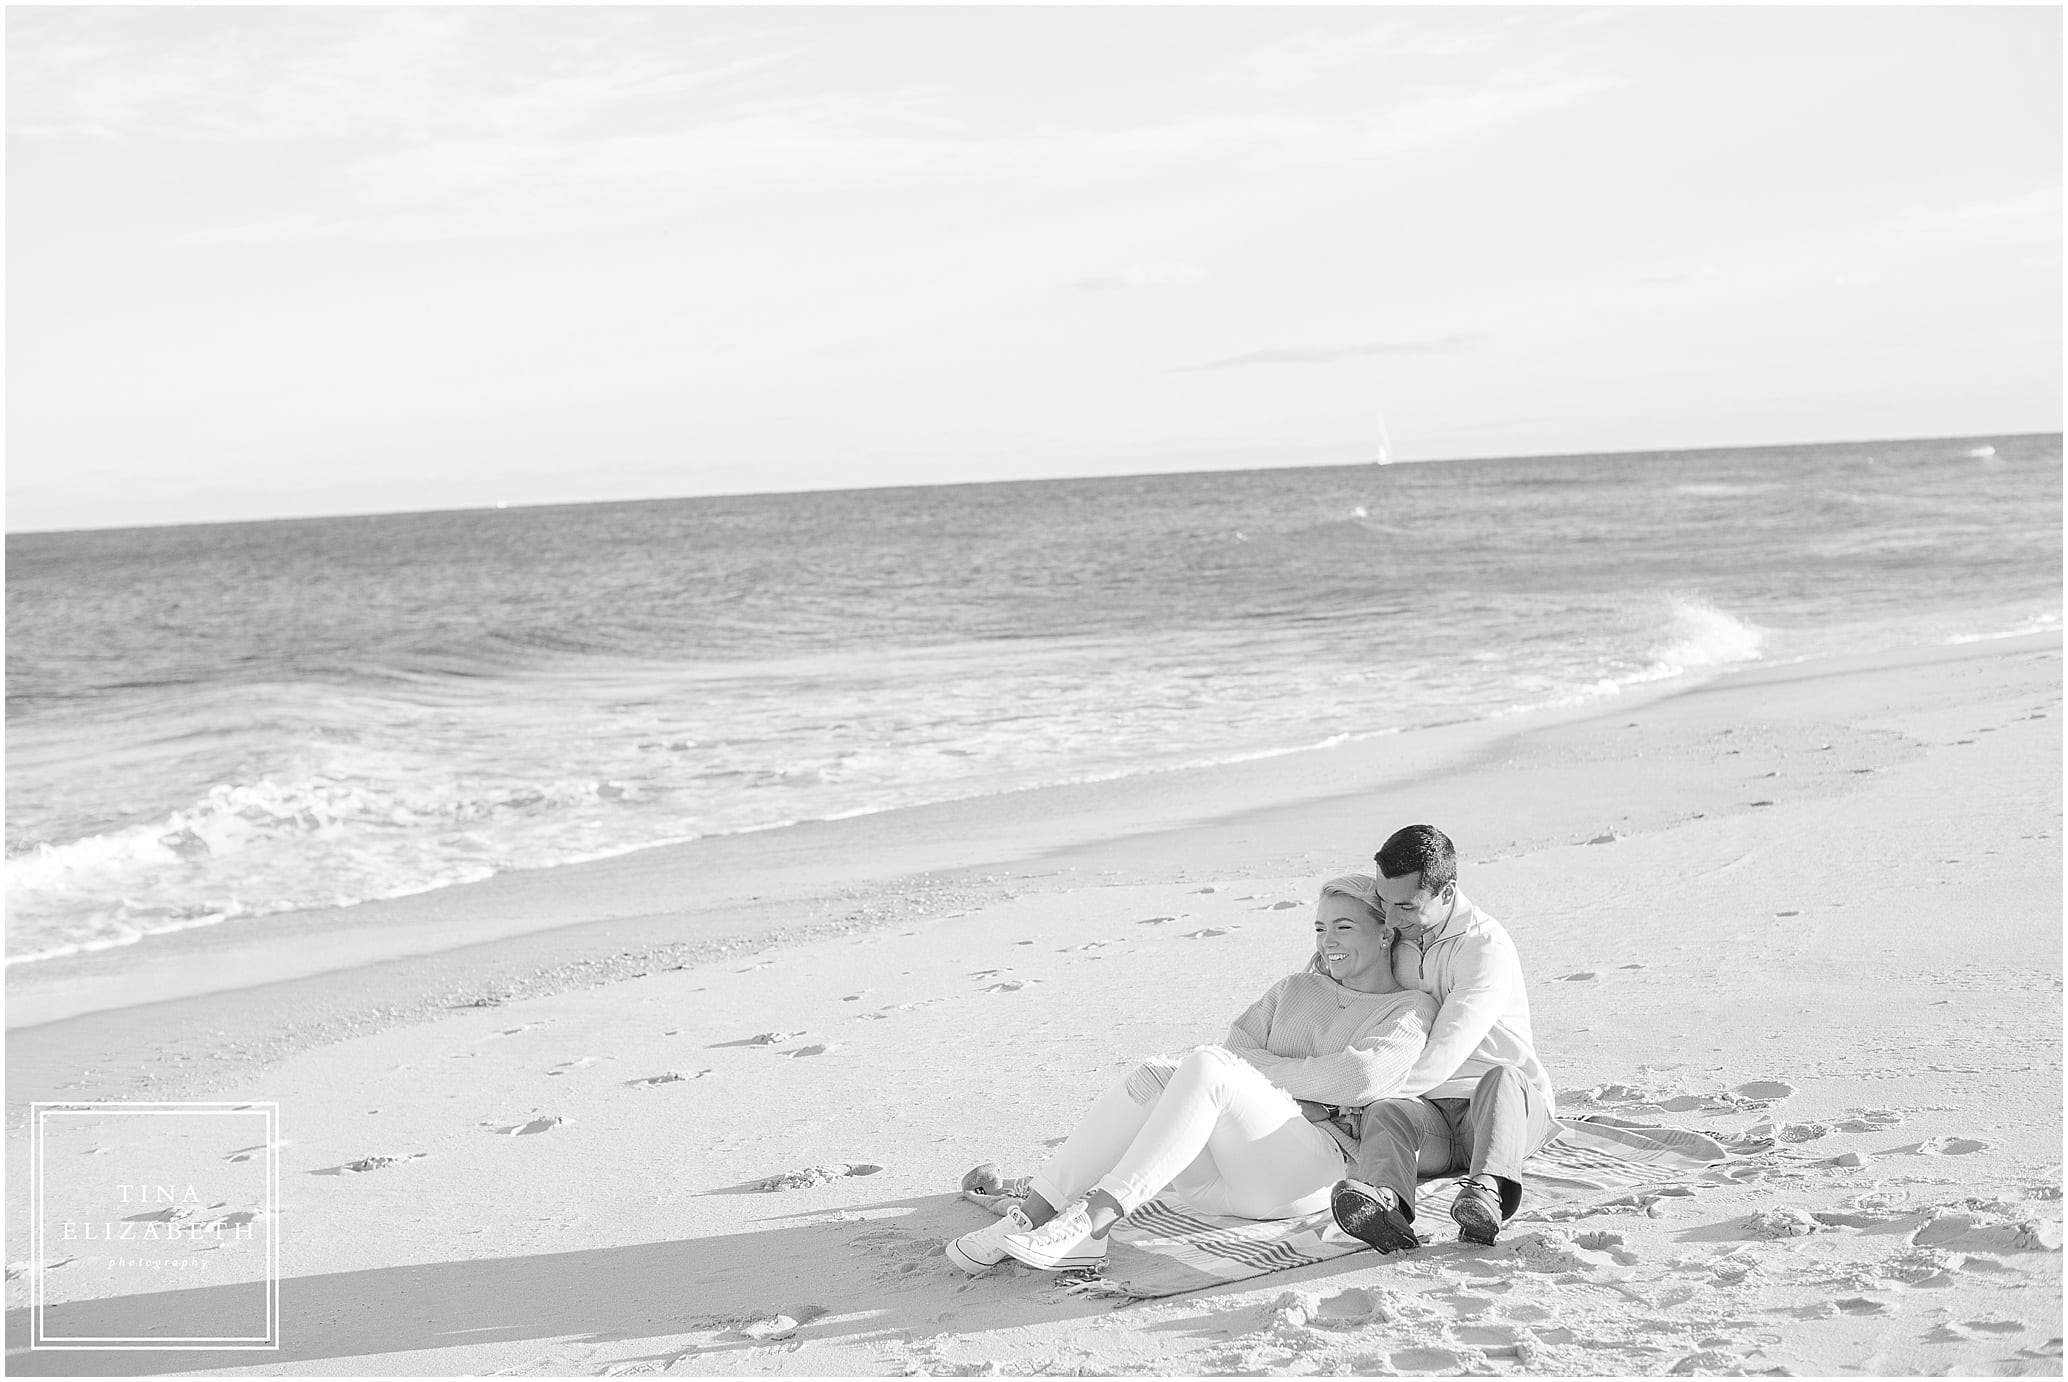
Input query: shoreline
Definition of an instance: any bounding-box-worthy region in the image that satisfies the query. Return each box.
[11,628,2050,1031]
[6,631,2055,1120]
[4,670,1706,1031]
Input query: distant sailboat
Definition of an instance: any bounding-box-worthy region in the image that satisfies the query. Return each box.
[1372,407,1394,465]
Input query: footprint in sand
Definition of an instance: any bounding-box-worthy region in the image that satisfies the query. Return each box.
[1557,972,1598,982]
[1651,1093,1724,1113]
[1670,1351,1751,1375]
[1878,1248,1962,1288]
[1137,916,1176,925]
[708,1031,805,1048]
[308,1152,428,1175]
[548,1057,610,1075]
[1390,1347,1466,1373]
[968,969,1004,980]
[785,1043,841,1058]
[1184,927,1234,939]
[128,1205,197,1223]
[1306,1287,1379,1326]
[734,1315,799,1341]
[983,980,1031,993]
[5,1260,75,1281]
[486,1116,566,1136]
[1834,1108,1902,1132]
[487,1023,546,1039]
[1927,1320,2027,1343]
[1254,901,1299,911]
[625,1071,710,1087]
[1732,1080,1795,1101]
[1914,1136,1992,1156]
[1745,1206,1821,1238]
[1912,1211,2060,1252]
[756,1164,881,1191]
[1778,1120,1835,1142]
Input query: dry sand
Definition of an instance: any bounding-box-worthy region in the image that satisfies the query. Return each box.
[5,632,2060,1377]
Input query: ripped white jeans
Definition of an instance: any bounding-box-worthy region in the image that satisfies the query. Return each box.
[1027,1045,1347,1220]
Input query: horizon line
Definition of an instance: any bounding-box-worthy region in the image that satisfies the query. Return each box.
[7,428,2057,539]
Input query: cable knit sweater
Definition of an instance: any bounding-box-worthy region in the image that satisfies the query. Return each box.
[1221,973,1438,1107]
[1390,894,1553,1104]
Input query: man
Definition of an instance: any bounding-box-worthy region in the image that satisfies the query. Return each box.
[1330,824,1556,1252]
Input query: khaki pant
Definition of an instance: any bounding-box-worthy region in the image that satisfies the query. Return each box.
[1349,1064,1558,1222]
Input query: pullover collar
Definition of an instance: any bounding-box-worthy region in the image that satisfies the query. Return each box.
[1402,891,1475,952]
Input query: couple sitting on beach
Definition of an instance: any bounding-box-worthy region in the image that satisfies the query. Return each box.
[947,824,1557,1275]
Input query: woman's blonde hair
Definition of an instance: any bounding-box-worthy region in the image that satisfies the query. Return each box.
[1305,872,1385,974]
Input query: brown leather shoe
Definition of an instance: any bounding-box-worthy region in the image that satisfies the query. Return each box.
[1330,1178,1420,1254]
[1450,1175,1503,1246]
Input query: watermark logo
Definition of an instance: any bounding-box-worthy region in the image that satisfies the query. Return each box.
[28,1102,280,1350]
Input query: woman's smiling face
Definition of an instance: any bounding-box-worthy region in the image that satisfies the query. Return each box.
[1313,892,1393,990]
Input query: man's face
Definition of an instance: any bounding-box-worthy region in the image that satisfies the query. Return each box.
[1373,870,1453,940]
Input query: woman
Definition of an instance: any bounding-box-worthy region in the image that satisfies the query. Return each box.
[946,873,1436,1273]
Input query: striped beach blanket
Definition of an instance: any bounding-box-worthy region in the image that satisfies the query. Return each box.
[1075,1116,1736,1299]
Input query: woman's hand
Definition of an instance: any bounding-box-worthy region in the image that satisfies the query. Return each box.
[1295,1099,1336,1124]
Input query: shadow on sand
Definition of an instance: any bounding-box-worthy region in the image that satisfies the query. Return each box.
[6,1192,1116,1375]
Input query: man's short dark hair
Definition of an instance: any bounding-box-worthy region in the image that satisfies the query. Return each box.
[1376,825,1457,894]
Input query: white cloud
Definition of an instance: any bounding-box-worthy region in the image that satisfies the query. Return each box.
[1075,264,1208,291]
[1172,336,1482,372]
[1882,188,2062,247]
[15,11,1612,246]
[1238,13,1537,89]
[8,9,803,144]
[200,79,1609,243]
[1639,264,1724,284]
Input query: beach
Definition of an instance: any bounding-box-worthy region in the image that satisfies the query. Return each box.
[5,629,2059,1377]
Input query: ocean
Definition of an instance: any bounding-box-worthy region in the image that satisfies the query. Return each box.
[7,434,2060,967]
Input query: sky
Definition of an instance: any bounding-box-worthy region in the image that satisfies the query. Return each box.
[7,6,2062,532]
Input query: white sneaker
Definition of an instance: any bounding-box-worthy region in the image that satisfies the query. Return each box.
[945,1203,1035,1274]
[1000,1200,1108,1271]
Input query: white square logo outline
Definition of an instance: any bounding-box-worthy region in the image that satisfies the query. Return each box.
[29,1101,281,1350]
